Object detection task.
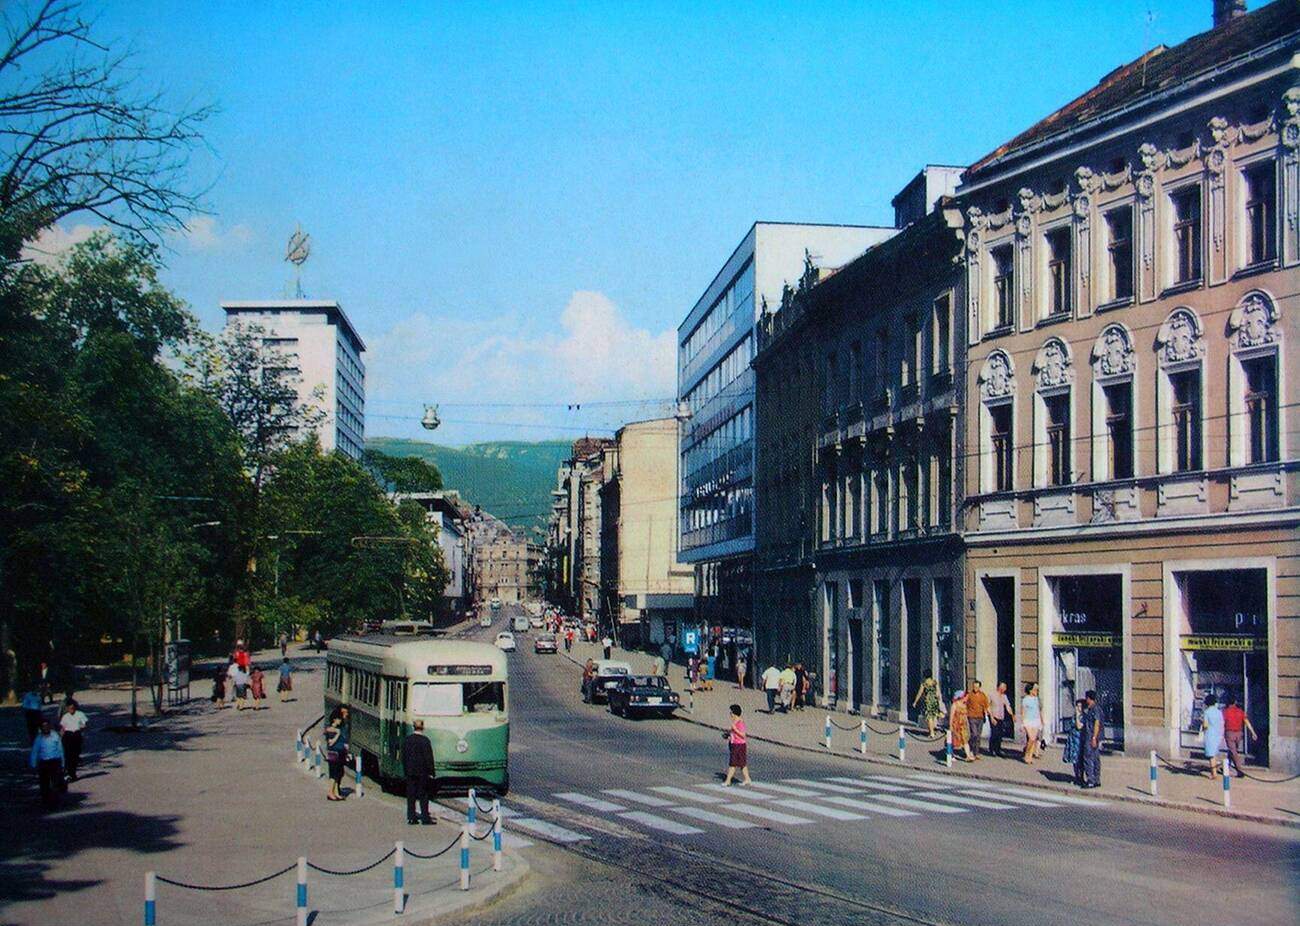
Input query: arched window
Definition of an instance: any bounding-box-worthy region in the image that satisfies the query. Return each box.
[1090,324,1137,481]
[1032,337,1075,487]
[1227,290,1282,466]
[977,350,1016,493]
[1154,307,1205,474]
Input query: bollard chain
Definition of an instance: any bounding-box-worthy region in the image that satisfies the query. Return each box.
[155,862,299,891]
[306,847,396,877]
[405,832,462,860]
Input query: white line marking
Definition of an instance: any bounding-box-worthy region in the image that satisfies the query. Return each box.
[862,774,949,788]
[904,772,964,786]
[780,778,867,795]
[958,789,1062,808]
[451,798,520,817]
[914,790,1020,810]
[746,781,826,798]
[508,818,591,843]
[770,799,866,821]
[865,794,967,814]
[618,810,704,835]
[721,803,814,825]
[603,789,676,807]
[820,795,919,817]
[502,833,534,848]
[999,786,1104,807]
[698,783,774,800]
[649,786,727,805]
[554,792,625,813]
[670,806,757,829]
[823,776,911,793]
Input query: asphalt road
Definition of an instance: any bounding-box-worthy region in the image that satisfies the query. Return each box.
[475,621,1298,926]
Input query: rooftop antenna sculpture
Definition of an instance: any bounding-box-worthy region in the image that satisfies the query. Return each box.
[285,225,311,298]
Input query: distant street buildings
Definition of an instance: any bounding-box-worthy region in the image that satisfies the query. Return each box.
[393,491,474,619]
[221,299,367,459]
[548,437,614,621]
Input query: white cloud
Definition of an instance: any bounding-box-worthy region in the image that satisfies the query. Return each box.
[368,290,677,442]
[20,222,104,266]
[178,216,255,253]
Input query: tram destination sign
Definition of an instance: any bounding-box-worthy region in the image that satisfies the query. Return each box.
[1178,635,1264,652]
[1051,631,1120,648]
[428,664,493,676]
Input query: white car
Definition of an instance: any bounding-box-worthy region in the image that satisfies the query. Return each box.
[494,631,516,652]
[529,616,544,629]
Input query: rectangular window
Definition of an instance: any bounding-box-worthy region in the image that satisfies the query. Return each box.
[848,473,861,537]
[849,341,861,401]
[1170,369,1202,471]
[1243,355,1279,464]
[1045,227,1072,317]
[992,245,1015,329]
[1104,382,1134,479]
[1243,162,1277,266]
[936,436,952,528]
[874,469,889,534]
[904,314,920,387]
[873,330,888,399]
[1105,207,1133,301]
[990,403,1013,492]
[904,460,920,530]
[848,579,864,609]
[1044,393,1071,486]
[932,295,951,373]
[1172,186,1202,284]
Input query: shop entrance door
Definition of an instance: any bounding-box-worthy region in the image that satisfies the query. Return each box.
[1052,645,1124,744]
[872,580,895,713]
[1047,573,1124,746]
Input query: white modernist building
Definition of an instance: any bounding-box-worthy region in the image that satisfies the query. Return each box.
[221,300,367,459]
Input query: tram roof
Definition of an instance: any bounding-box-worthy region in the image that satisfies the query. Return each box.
[328,635,508,675]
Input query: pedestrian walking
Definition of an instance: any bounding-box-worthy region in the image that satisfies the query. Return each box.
[313,629,323,652]
[660,639,673,668]
[212,665,227,709]
[722,704,752,786]
[400,719,436,825]
[1222,694,1256,778]
[792,663,807,711]
[761,664,780,713]
[1020,682,1043,764]
[59,699,88,782]
[30,719,64,809]
[778,664,797,712]
[602,635,613,660]
[39,661,53,704]
[1075,690,1102,788]
[324,706,350,801]
[965,680,990,759]
[1200,694,1225,781]
[565,628,574,652]
[581,658,596,703]
[231,663,250,711]
[279,632,289,658]
[948,691,976,761]
[987,681,1016,758]
[277,660,294,702]
[911,671,944,737]
[1063,699,1084,768]
[21,687,43,744]
[735,652,747,690]
[250,665,267,709]
[234,641,250,671]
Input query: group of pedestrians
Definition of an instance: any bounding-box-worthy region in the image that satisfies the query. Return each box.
[211,641,293,710]
[24,691,89,810]
[759,662,810,713]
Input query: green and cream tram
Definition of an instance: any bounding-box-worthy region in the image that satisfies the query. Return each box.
[324,636,509,794]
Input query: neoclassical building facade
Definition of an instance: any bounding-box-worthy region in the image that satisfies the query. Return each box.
[959,4,1298,768]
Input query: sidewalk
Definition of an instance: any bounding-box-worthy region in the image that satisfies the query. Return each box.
[0,644,527,926]
[568,639,1299,828]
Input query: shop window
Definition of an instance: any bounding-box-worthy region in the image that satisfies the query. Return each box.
[1104,206,1134,302]
[991,244,1015,329]
[1242,355,1279,464]
[1170,369,1202,471]
[990,402,1014,492]
[1044,227,1072,318]
[1048,573,1124,745]
[1171,186,1202,284]
[1104,382,1133,479]
[1242,161,1276,266]
[1044,393,1071,486]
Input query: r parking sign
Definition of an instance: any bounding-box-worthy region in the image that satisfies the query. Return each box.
[683,629,699,654]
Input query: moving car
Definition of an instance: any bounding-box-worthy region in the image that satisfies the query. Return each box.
[528,615,544,629]
[512,614,530,633]
[582,659,632,704]
[607,675,680,718]
[533,632,558,654]
[479,613,492,628]
[494,631,516,652]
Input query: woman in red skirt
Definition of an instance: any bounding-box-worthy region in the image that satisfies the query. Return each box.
[722,704,751,786]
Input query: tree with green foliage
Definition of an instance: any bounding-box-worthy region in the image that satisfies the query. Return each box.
[362,448,444,494]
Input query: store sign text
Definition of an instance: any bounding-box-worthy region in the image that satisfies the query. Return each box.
[1052,632,1120,649]
[1178,635,1264,653]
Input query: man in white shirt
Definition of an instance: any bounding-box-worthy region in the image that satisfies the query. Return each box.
[59,699,89,781]
[761,665,781,713]
[29,720,64,808]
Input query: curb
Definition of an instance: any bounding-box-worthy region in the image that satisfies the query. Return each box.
[563,644,1298,830]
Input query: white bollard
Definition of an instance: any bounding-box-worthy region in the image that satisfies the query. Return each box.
[824,715,832,750]
[144,871,156,926]
[492,799,503,872]
[393,840,405,915]
[897,724,906,763]
[1222,769,1231,809]
[296,857,308,926]
[860,718,868,756]
[459,823,470,890]
[1149,750,1158,797]
[315,743,325,779]
[945,728,953,768]
[468,788,477,825]
[354,753,364,798]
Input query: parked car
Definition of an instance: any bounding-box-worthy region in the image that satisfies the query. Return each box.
[582,660,632,703]
[607,675,680,718]
[534,632,558,654]
[529,615,544,629]
[494,631,516,652]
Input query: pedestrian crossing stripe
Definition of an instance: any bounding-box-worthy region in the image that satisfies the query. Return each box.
[745,781,828,798]
[913,790,1021,810]
[862,774,950,789]
[672,806,758,829]
[823,776,913,793]
[618,810,703,835]
[603,788,675,807]
[697,783,775,800]
[508,817,591,843]
[956,788,1062,808]
[650,785,729,804]
[903,772,963,787]
[502,833,534,849]
[720,802,814,825]
[999,785,1105,807]
[554,791,625,812]
[770,798,866,821]
[819,794,920,817]
[864,793,968,814]
[779,777,869,795]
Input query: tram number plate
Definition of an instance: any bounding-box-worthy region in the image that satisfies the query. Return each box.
[428,665,493,676]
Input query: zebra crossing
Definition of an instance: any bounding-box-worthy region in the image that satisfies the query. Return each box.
[466,773,1106,847]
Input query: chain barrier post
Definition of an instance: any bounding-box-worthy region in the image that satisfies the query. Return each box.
[468,788,477,826]
[354,754,364,798]
[393,840,405,915]
[897,724,906,763]
[143,871,156,926]
[859,718,868,756]
[824,715,832,750]
[295,857,308,926]
[1222,769,1230,809]
[945,728,953,768]
[1149,750,1158,797]
[492,799,503,872]
[459,823,470,890]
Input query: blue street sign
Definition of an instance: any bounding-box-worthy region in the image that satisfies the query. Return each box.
[683,629,700,654]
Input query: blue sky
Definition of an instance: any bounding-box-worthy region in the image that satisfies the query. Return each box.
[70,0,1212,445]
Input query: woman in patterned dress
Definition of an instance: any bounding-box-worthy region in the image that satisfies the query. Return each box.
[948,690,975,762]
[912,671,944,737]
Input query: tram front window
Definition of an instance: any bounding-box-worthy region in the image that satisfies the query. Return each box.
[464,682,505,713]
[410,683,462,716]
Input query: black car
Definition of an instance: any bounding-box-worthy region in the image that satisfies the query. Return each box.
[607,675,680,718]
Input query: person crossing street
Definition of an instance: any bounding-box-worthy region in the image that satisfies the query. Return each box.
[400,719,436,825]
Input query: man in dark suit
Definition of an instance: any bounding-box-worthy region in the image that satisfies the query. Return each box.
[400,719,436,825]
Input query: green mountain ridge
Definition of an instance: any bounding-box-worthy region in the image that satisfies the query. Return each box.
[367,436,570,535]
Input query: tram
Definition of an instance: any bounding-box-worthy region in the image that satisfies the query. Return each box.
[324,635,509,794]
